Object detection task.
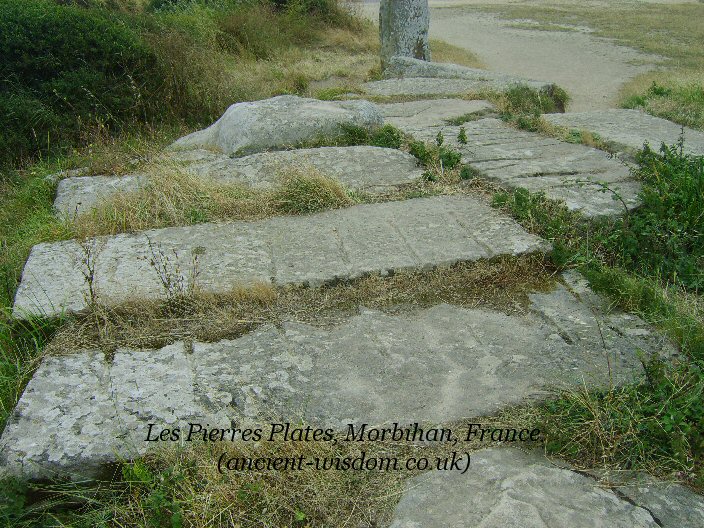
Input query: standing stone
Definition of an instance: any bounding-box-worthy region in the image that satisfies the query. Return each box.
[379,0,431,70]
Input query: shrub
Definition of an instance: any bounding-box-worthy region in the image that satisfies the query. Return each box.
[0,0,158,165]
[613,142,704,290]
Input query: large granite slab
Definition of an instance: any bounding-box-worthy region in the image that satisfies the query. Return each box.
[14,195,549,317]
[401,118,640,217]
[1,272,674,479]
[389,448,700,527]
[379,98,496,130]
[543,109,704,156]
[53,146,423,217]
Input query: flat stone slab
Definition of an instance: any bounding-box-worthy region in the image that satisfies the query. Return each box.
[614,478,704,528]
[383,56,554,93]
[379,99,496,130]
[401,118,640,217]
[170,95,383,155]
[544,109,704,156]
[54,146,423,217]
[389,448,697,527]
[1,273,674,478]
[362,77,509,98]
[14,195,548,317]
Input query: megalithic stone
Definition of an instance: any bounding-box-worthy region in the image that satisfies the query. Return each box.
[379,0,431,70]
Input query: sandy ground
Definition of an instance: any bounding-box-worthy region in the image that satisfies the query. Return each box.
[359,1,667,111]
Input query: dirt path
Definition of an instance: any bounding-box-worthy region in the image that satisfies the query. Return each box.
[360,1,663,111]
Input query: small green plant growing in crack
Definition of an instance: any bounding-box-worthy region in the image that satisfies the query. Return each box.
[77,238,106,308]
[435,130,444,146]
[147,237,204,315]
[457,126,468,144]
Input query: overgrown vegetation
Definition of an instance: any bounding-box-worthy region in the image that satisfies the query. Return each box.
[0,0,369,168]
[493,140,704,488]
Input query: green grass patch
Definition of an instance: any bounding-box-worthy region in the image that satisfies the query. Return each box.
[493,140,704,488]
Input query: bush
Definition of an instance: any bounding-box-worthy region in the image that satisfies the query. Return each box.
[0,0,158,165]
[613,142,704,290]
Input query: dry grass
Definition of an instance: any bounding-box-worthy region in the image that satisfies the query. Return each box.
[69,163,359,238]
[34,410,543,528]
[47,254,556,355]
[431,38,486,69]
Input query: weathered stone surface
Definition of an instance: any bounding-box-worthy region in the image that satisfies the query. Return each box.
[383,56,553,92]
[170,95,382,155]
[362,77,512,98]
[544,109,704,156]
[54,173,146,218]
[401,118,640,217]
[14,196,548,317]
[615,479,704,528]
[54,147,423,217]
[379,98,496,129]
[379,1,430,69]
[1,274,674,478]
[389,448,661,527]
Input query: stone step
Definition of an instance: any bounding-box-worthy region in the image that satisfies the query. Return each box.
[400,117,640,217]
[383,56,555,93]
[363,56,556,98]
[389,448,704,528]
[0,272,674,478]
[54,146,423,217]
[379,98,496,130]
[13,195,548,318]
[543,109,704,156]
[362,77,513,98]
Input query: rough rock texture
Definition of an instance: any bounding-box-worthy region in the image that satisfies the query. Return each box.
[170,95,383,155]
[543,109,704,156]
[383,56,553,92]
[379,0,431,69]
[615,479,704,528]
[379,98,496,129]
[53,147,423,217]
[389,449,664,527]
[1,273,674,478]
[54,173,147,218]
[363,77,520,98]
[14,196,548,317]
[401,118,640,217]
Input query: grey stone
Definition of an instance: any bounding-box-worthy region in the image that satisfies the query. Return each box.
[389,448,660,527]
[543,109,704,156]
[53,147,423,217]
[615,479,704,528]
[379,98,496,129]
[379,1,430,69]
[170,95,383,155]
[401,118,640,217]
[383,56,554,93]
[362,77,512,98]
[1,275,674,478]
[54,173,147,219]
[13,196,549,318]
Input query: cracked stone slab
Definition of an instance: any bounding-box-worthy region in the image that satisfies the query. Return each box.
[1,275,674,479]
[170,95,383,155]
[614,479,704,528]
[13,195,548,318]
[401,118,640,217]
[379,99,496,130]
[383,56,554,93]
[53,146,423,217]
[543,109,704,156]
[362,77,511,98]
[389,448,676,527]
